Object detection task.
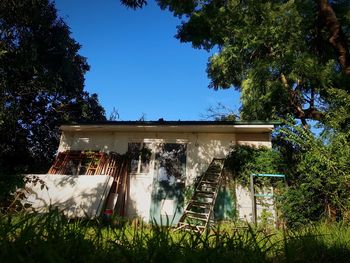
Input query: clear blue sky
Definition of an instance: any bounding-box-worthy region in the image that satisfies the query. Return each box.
[55,0,240,121]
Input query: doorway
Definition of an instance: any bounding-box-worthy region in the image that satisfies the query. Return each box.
[149,143,187,225]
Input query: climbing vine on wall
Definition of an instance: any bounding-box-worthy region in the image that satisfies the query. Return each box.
[225,145,283,187]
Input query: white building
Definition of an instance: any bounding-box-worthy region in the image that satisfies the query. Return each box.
[25,120,276,224]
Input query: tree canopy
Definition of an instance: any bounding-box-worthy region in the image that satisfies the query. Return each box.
[0,0,106,174]
[122,0,350,126]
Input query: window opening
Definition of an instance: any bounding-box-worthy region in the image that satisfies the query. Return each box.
[128,142,152,174]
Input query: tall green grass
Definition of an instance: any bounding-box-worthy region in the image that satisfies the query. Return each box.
[1,211,350,262]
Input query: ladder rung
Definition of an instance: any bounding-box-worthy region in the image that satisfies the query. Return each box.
[204,176,220,180]
[193,196,214,201]
[189,202,211,209]
[185,211,209,218]
[190,200,212,205]
[200,180,219,185]
[198,185,217,190]
[205,175,220,179]
[178,222,205,228]
[195,190,215,195]
[177,223,205,230]
[193,196,214,202]
[189,206,209,211]
[198,189,216,194]
[205,172,220,176]
[207,167,222,170]
[185,215,207,222]
[176,158,224,233]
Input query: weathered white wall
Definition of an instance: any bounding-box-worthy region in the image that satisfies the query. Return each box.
[24,174,113,218]
[235,185,276,223]
[127,174,153,222]
[236,185,253,221]
[57,130,272,222]
[236,133,271,147]
[58,131,271,181]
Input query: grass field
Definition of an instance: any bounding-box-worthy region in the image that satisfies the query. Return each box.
[1,211,350,263]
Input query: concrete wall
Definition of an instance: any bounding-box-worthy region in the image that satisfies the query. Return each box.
[58,130,272,222]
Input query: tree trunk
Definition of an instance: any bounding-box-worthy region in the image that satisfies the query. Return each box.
[316,0,350,75]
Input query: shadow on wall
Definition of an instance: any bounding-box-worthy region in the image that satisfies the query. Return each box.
[24,174,113,218]
[150,180,185,224]
[56,132,241,222]
[56,174,78,187]
[186,138,230,185]
[214,185,236,220]
[186,139,237,222]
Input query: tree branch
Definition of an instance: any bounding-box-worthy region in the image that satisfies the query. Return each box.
[317,0,350,75]
[280,74,324,125]
[120,0,147,9]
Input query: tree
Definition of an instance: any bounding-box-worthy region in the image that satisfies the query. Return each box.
[121,0,350,224]
[202,102,238,121]
[0,0,106,175]
[121,0,350,125]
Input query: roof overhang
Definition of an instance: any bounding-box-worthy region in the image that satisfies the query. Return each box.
[60,121,276,134]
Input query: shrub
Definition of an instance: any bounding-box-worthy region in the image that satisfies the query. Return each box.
[277,123,350,226]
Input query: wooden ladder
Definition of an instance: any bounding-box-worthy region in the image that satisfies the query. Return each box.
[176,158,225,233]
